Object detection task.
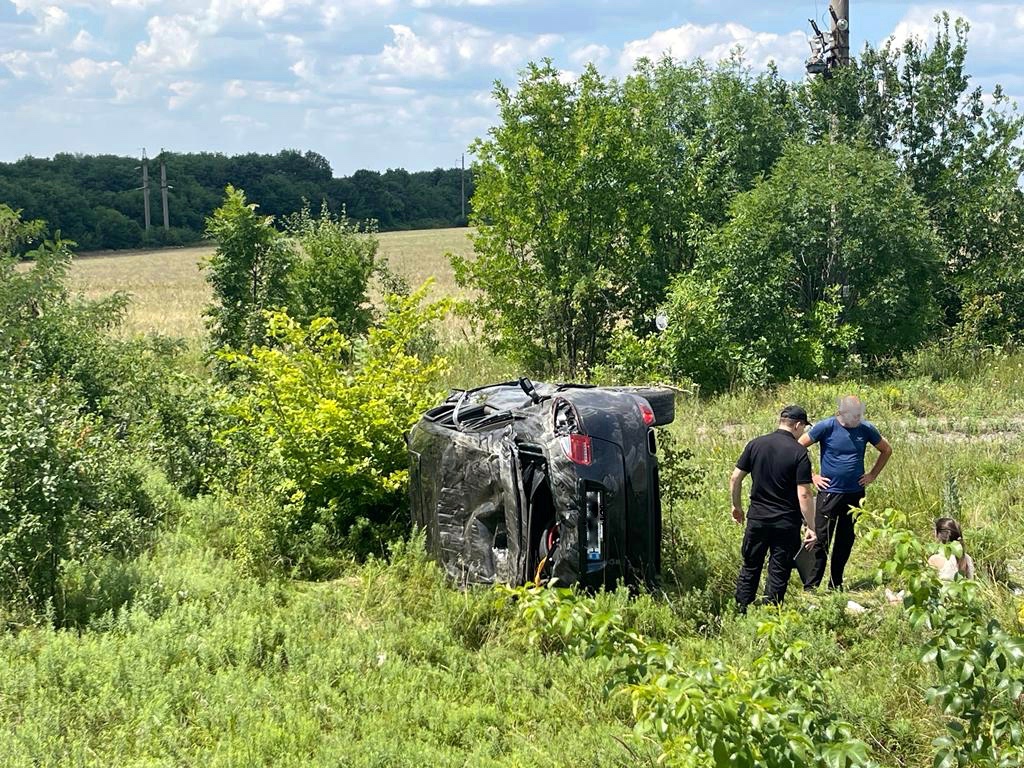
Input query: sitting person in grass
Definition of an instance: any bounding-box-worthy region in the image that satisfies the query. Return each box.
[885,517,975,606]
[928,517,975,581]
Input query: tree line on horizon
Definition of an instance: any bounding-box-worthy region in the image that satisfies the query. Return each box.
[0,149,473,251]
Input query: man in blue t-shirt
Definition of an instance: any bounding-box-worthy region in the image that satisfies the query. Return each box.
[798,395,893,590]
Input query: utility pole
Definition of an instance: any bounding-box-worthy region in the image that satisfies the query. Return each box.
[805,0,849,76]
[829,1,850,339]
[159,149,170,231]
[460,153,466,223]
[140,148,151,233]
[831,0,850,67]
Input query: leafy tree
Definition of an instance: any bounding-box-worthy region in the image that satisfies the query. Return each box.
[0,203,45,259]
[459,58,801,375]
[0,152,472,251]
[203,185,295,352]
[803,14,1024,345]
[459,61,655,374]
[654,142,943,390]
[284,202,379,339]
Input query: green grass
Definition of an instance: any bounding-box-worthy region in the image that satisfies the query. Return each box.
[7,238,1024,766]
[0,499,644,767]
[3,360,1022,766]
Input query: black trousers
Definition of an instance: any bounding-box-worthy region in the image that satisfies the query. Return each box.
[803,490,864,590]
[735,519,801,610]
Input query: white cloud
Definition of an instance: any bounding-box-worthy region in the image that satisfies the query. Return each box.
[66,57,119,81]
[411,0,524,6]
[63,56,124,96]
[347,17,560,82]
[620,21,808,77]
[69,29,104,53]
[889,5,1024,70]
[886,4,1024,105]
[0,49,59,80]
[570,43,610,67]
[224,79,248,98]
[168,79,200,109]
[133,15,201,71]
[221,79,312,104]
[38,6,69,34]
[378,23,445,78]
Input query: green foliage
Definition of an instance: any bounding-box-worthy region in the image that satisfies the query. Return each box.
[810,14,1024,349]
[460,58,795,376]
[503,585,874,767]
[0,202,45,259]
[652,142,942,390]
[204,185,296,352]
[0,373,158,621]
[465,16,1024,385]
[284,201,379,338]
[457,61,652,375]
[0,208,220,621]
[217,287,450,571]
[0,151,473,251]
[862,508,1024,767]
[0,530,640,767]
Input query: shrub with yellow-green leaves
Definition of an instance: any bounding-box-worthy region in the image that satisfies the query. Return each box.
[218,287,449,573]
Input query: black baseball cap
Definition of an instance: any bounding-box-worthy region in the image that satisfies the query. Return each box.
[780,405,812,425]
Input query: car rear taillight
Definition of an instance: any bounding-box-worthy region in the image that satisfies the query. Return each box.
[561,433,593,465]
[637,399,656,426]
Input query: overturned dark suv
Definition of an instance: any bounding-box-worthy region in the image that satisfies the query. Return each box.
[407,379,675,590]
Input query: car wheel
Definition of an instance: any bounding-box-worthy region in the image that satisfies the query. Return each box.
[606,386,676,426]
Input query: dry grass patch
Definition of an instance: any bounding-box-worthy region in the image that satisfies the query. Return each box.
[67,228,475,340]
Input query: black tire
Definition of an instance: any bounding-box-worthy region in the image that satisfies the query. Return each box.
[606,386,675,426]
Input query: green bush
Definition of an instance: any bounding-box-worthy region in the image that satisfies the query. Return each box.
[503,585,874,766]
[0,202,45,259]
[217,286,449,572]
[642,142,942,391]
[285,202,379,338]
[0,373,159,622]
[203,185,295,352]
[0,209,216,621]
[862,507,1024,767]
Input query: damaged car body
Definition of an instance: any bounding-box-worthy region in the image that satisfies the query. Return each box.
[408,379,675,590]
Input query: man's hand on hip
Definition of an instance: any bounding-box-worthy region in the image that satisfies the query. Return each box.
[813,474,831,491]
[859,472,877,487]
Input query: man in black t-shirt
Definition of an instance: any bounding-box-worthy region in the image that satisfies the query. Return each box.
[730,406,818,611]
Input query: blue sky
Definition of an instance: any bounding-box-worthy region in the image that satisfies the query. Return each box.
[1,1,1021,174]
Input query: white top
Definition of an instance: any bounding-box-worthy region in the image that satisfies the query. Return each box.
[935,553,975,581]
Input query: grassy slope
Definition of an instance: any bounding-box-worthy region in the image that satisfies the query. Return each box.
[4,233,1023,766]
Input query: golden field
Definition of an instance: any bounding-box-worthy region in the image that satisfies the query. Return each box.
[68,227,475,339]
